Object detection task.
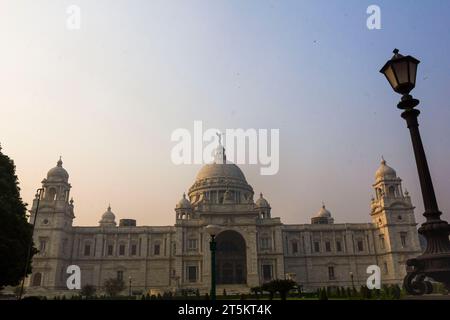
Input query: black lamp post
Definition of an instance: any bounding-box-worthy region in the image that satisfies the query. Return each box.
[128,276,132,297]
[349,272,355,290]
[19,188,44,300]
[380,49,450,295]
[206,225,221,300]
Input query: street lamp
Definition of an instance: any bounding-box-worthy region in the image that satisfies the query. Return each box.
[349,272,355,290]
[380,49,450,295]
[19,188,44,300]
[205,225,221,300]
[128,276,132,297]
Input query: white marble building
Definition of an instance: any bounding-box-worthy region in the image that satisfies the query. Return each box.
[26,147,422,295]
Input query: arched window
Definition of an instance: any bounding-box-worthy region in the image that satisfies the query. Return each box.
[388,186,396,197]
[376,188,383,199]
[32,273,42,286]
[47,188,57,200]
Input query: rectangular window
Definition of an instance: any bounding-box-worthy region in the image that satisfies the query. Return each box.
[262,264,273,282]
[325,241,331,252]
[261,238,271,250]
[119,244,125,256]
[314,242,320,253]
[84,244,91,256]
[117,271,123,281]
[39,240,47,254]
[400,232,407,248]
[154,244,160,255]
[131,244,137,256]
[187,239,198,251]
[328,266,335,280]
[379,235,385,249]
[187,266,197,283]
[107,245,113,256]
[357,240,364,252]
[336,241,342,252]
[292,242,298,254]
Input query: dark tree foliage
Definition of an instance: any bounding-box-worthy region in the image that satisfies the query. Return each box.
[262,279,296,300]
[103,278,125,297]
[0,146,37,289]
[80,284,96,298]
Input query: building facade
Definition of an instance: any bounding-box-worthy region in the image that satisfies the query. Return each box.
[26,148,422,295]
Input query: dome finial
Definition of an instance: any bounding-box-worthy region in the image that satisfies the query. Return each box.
[322,201,325,208]
[213,132,226,164]
[57,156,63,167]
[381,155,386,165]
[260,192,263,198]
[108,203,111,211]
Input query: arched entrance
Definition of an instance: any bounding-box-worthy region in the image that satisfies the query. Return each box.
[215,230,246,284]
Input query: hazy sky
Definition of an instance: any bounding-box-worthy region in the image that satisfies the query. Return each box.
[1,0,449,226]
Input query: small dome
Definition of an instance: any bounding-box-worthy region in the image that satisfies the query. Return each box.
[176,193,191,209]
[47,157,69,181]
[99,205,116,226]
[375,157,397,181]
[255,193,270,208]
[317,204,331,218]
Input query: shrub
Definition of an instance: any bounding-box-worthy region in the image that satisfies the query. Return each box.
[103,278,125,297]
[80,284,96,298]
[318,288,328,301]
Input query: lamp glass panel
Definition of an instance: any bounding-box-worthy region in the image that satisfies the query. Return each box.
[394,60,409,86]
[409,60,417,86]
[384,65,398,89]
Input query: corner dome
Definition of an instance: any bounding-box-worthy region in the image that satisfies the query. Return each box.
[47,157,69,181]
[375,157,397,181]
[317,204,331,218]
[176,193,192,209]
[99,205,116,227]
[255,193,270,208]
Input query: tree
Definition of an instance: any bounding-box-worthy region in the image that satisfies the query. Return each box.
[0,146,37,289]
[250,286,261,299]
[103,278,125,297]
[262,279,296,300]
[261,282,277,300]
[80,284,96,298]
[319,288,328,301]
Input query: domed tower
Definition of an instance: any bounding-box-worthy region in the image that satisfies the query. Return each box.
[99,205,117,227]
[42,157,71,202]
[370,157,421,283]
[311,203,334,224]
[175,193,193,220]
[27,157,75,290]
[255,193,271,219]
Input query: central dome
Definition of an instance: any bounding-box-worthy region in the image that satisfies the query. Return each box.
[195,163,247,182]
[188,144,254,204]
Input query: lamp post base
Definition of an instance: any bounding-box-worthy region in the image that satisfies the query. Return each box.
[404,214,450,295]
